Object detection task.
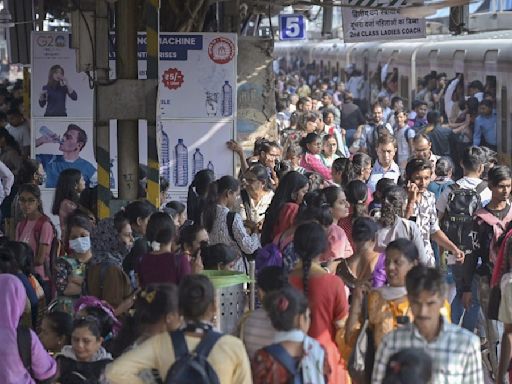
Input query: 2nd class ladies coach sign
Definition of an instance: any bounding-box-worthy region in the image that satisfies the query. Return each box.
[342,8,426,42]
[158,33,237,119]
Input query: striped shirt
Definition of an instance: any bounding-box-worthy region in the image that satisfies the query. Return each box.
[372,317,483,384]
[240,308,276,359]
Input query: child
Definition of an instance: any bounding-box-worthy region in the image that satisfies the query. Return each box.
[252,286,330,384]
[39,311,73,355]
[285,145,306,174]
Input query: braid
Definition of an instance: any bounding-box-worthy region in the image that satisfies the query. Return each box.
[302,253,313,298]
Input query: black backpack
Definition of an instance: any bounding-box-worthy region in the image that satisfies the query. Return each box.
[441,181,487,253]
[165,330,222,384]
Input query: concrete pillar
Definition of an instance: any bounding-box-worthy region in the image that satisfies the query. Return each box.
[116,0,139,200]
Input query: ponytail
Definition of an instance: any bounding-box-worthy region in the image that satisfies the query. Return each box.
[293,222,327,298]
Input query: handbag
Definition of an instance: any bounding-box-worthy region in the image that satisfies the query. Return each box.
[348,295,375,384]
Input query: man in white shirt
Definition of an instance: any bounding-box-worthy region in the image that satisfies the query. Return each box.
[367,133,400,193]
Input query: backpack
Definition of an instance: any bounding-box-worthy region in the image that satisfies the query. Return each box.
[427,180,454,200]
[165,330,222,384]
[17,215,61,284]
[264,343,302,384]
[84,253,127,300]
[441,181,487,253]
[475,207,512,265]
[255,244,283,274]
[17,324,54,384]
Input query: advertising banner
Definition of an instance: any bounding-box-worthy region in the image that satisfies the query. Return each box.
[342,8,426,42]
[158,33,237,119]
[34,119,97,189]
[160,119,234,203]
[31,32,93,119]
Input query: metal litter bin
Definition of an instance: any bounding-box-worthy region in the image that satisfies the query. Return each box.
[202,268,253,334]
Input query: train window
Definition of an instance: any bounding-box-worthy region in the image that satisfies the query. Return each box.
[501,86,507,154]
[400,75,409,108]
[486,75,497,100]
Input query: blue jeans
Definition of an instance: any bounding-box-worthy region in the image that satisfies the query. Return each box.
[450,264,480,331]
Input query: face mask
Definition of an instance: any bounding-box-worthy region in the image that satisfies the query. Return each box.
[69,236,91,253]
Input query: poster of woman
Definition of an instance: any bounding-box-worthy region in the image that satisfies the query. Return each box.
[38,64,78,117]
[31,32,93,119]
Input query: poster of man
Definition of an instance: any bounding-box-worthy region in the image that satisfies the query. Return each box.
[34,120,96,188]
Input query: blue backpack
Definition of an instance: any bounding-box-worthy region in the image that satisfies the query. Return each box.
[165,330,222,384]
[264,344,302,384]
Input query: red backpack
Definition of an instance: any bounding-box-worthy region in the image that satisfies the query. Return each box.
[475,207,512,264]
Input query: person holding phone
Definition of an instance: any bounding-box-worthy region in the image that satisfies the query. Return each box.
[39,64,77,117]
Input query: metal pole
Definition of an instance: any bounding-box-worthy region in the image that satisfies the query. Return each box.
[116,0,139,200]
[145,0,160,208]
[95,0,111,219]
[249,260,256,310]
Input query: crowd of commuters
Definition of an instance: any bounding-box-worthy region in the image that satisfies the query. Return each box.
[0,62,509,384]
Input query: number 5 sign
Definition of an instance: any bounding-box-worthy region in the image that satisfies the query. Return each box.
[279,14,306,40]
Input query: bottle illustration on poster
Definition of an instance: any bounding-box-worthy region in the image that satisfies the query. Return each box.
[193,148,204,177]
[39,126,61,144]
[174,139,188,187]
[221,81,232,117]
[207,161,215,176]
[160,124,171,182]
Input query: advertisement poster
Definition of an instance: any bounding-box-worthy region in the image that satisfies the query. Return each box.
[342,8,426,43]
[31,32,93,119]
[160,119,234,202]
[33,119,97,189]
[158,33,237,119]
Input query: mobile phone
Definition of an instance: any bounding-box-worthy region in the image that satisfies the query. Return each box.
[396,316,410,325]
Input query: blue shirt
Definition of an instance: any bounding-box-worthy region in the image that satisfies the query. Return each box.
[367,160,400,193]
[473,112,497,146]
[37,154,96,188]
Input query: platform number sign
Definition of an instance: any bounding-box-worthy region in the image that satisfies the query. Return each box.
[279,14,306,40]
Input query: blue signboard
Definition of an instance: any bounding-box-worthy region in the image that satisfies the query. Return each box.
[279,14,306,40]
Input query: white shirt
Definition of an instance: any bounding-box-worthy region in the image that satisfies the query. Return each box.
[0,160,14,205]
[367,160,400,193]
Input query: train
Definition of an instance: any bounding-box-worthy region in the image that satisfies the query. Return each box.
[274,30,512,165]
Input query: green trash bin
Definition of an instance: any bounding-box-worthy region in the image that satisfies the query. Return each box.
[202,270,253,334]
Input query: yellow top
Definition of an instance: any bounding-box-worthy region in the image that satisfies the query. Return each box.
[368,289,451,347]
[105,332,252,384]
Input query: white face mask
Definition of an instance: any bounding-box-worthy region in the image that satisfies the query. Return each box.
[69,236,91,253]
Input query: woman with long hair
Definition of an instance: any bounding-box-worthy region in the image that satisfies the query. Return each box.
[260,171,309,246]
[289,222,349,384]
[374,186,430,265]
[202,175,259,272]
[52,168,85,243]
[338,179,369,250]
[39,64,77,117]
[187,169,214,225]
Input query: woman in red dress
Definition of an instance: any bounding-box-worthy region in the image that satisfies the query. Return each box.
[289,222,349,384]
